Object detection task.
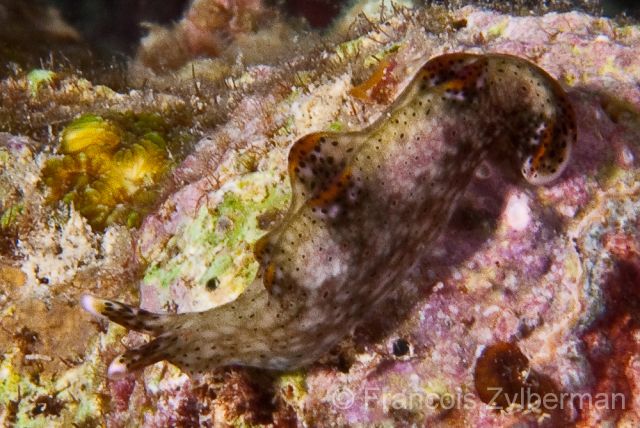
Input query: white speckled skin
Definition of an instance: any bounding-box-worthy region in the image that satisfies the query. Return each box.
[82,53,575,378]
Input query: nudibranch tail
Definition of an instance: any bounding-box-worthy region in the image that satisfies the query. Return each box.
[81,52,576,378]
[107,342,166,379]
[82,295,192,378]
[81,295,186,378]
[81,294,173,335]
[106,329,198,379]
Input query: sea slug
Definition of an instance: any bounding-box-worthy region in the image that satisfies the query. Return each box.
[81,53,576,378]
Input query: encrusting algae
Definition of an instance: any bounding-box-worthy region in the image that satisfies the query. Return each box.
[42,113,173,230]
[82,52,575,378]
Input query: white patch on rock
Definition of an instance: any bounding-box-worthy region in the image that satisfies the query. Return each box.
[290,73,351,134]
[621,144,634,166]
[19,208,99,291]
[482,305,500,317]
[504,192,531,231]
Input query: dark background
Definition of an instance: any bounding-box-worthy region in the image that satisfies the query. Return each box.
[41,0,640,55]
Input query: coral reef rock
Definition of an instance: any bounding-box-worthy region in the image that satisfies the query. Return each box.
[1,0,640,426]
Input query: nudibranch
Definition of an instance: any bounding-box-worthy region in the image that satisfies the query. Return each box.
[81,53,576,378]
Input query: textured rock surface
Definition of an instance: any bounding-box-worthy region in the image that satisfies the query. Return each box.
[1,1,640,426]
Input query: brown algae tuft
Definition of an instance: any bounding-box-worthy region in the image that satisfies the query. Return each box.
[42,113,174,230]
[474,342,568,423]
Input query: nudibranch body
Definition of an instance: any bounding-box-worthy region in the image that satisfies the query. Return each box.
[82,53,576,378]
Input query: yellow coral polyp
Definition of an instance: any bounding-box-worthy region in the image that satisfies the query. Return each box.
[61,115,121,154]
[110,140,168,196]
[43,114,173,231]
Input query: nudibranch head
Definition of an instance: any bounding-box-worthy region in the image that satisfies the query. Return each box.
[484,54,576,185]
[418,52,576,185]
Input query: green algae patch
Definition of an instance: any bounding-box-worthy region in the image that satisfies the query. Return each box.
[328,121,344,132]
[274,115,295,137]
[42,113,180,231]
[142,170,291,312]
[336,37,364,62]
[26,69,57,97]
[485,18,509,40]
[1,203,23,229]
[278,370,308,403]
[363,43,401,68]
[0,147,10,165]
